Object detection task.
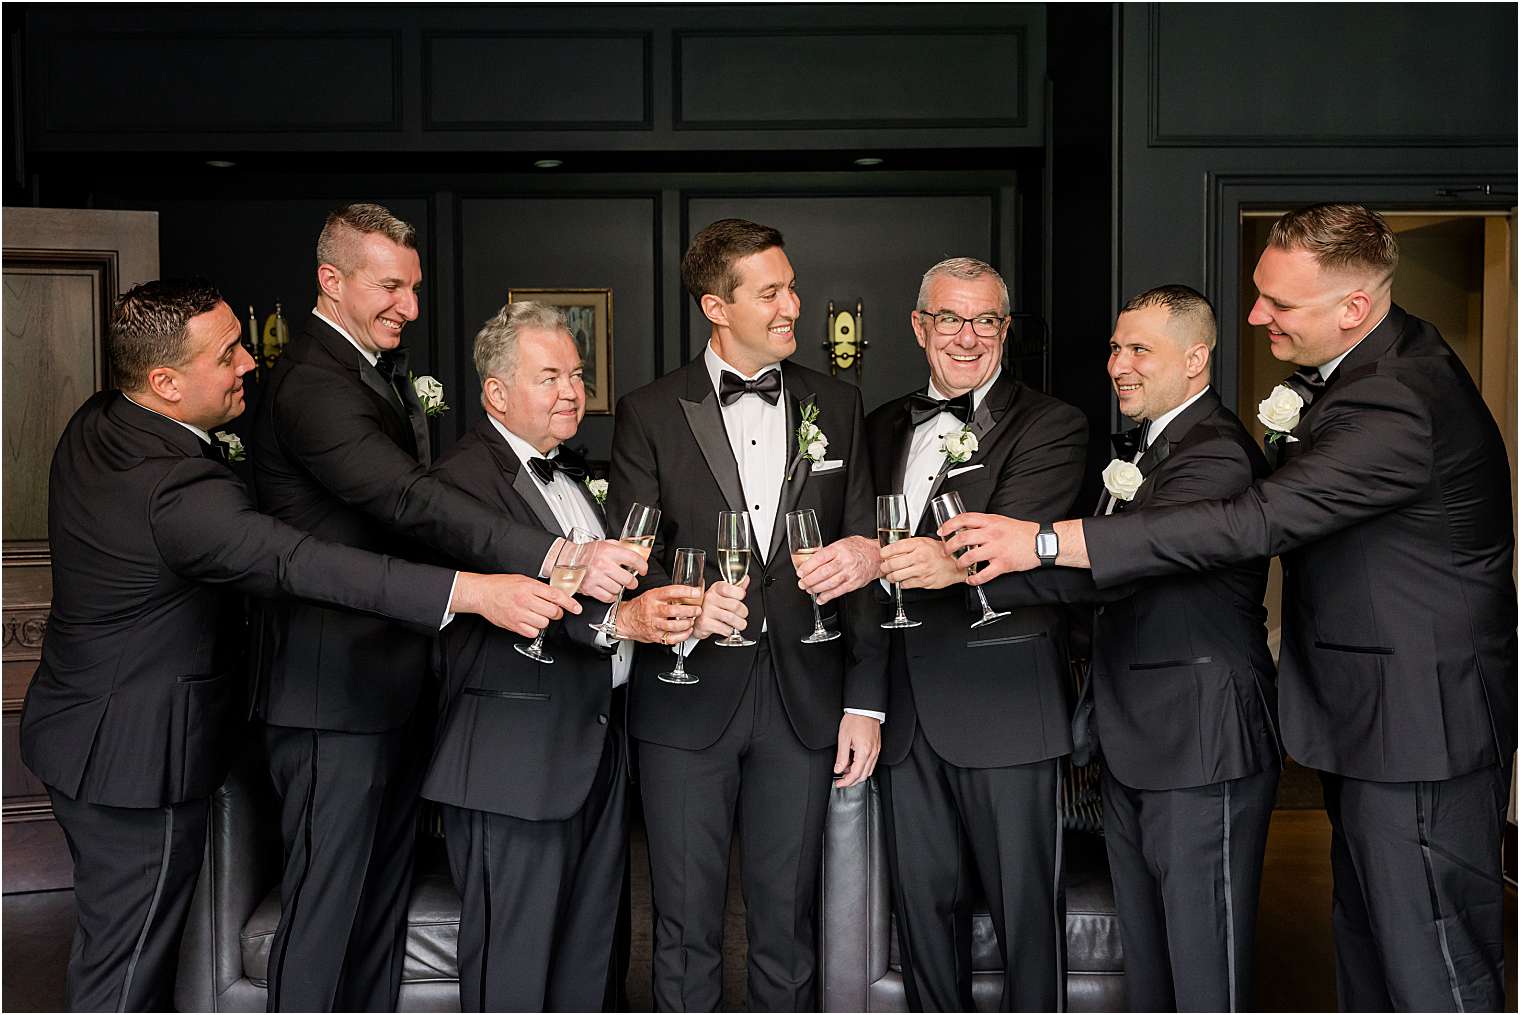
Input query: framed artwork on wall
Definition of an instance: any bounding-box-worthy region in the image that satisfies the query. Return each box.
[506,287,615,415]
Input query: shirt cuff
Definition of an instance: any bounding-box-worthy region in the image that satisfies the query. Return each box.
[594,606,617,648]
[845,707,885,724]
[539,538,564,580]
[440,572,460,630]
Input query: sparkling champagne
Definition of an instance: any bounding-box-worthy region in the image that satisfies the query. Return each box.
[791,546,818,572]
[877,526,910,546]
[549,563,586,597]
[622,534,655,560]
[717,548,750,585]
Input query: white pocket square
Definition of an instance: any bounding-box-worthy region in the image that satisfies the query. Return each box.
[946,463,984,478]
[811,459,845,473]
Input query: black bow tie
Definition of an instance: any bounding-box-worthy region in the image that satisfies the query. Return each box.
[374,349,408,385]
[718,369,782,406]
[909,391,973,427]
[1111,420,1151,460]
[527,448,587,485]
[1285,366,1326,407]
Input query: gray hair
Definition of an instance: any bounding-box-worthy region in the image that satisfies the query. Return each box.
[473,300,571,385]
[316,202,417,273]
[916,257,1010,315]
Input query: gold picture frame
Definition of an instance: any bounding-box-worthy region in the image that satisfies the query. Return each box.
[506,287,615,415]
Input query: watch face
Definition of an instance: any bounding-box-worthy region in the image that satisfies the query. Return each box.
[1036,532,1058,558]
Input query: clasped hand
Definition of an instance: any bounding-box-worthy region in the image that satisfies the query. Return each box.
[879,535,964,589]
[794,534,880,604]
[937,513,1042,582]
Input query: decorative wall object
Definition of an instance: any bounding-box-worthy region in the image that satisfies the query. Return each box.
[507,287,615,414]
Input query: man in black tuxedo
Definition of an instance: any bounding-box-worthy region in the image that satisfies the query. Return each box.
[251,204,643,1011]
[952,205,1516,1011]
[420,301,687,1011]
[864,257,1086,1010]
[608,218,888,1011]
[20,279,576,1012]
[975,285,1281,1010]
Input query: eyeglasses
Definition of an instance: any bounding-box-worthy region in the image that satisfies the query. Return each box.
[916,310,1008,338]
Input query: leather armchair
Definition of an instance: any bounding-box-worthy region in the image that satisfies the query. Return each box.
[821,778,1127,1011]
[173,754,465,1012]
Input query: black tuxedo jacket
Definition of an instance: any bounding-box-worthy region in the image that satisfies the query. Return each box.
[420,419,617,821]
[251,314,556,733]
[607,356,888,752]
[20,392,454,808]
[1087,307,1516,782]
[985,390,1281,790]
[865,374,1087,768]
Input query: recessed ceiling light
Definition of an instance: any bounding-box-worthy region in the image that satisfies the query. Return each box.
[853,157,884,167]
[533,159,563,169]
[205,159,237,169]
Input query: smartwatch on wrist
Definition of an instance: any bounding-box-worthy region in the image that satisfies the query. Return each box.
[1035,522,1058,568]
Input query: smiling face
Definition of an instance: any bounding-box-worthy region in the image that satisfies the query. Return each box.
[1108,304,1208,422]
[912,274,1008,398]
[164,301,255,429]
[487,326,585,454]
[1247,244,1364,368]
[319,231,422,355]
[705,245,799,374]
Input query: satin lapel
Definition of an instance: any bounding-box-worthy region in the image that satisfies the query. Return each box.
[358,364,415,439]
[889,399,914,495]
[678,365,746,517]
[395,372,432,469]
[918,374,1012,529]
[768,369,817,565]
[482,429,564,536]
[573,481,611,536]
[1123,436,1171,512]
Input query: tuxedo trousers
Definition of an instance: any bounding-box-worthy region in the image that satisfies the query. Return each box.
[262,714,429,1012]
[48,786,209,1013]
[1101,765,1278,1012]
[878,727,1064,1013]
[637,640,836,1012]
[440,728,627,1012]
[1320,763,1509,1012]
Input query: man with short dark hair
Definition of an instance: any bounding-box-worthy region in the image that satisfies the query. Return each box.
[952,204,1516,1011]
[608,218,887,1010]
[251,204,643,1011]
[969,283,1281,1010]
[868,256,1087,1010]
[20,278,574,1012]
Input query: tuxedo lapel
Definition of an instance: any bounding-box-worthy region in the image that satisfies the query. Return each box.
[919,373,1015,528]
[394,371,432,469]
[478,422,564,536]
[768,366,818,565]
[679,362,746,517]
[888,400,914,495]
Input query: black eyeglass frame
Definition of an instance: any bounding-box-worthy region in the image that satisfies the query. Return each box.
[914,309,1010,338]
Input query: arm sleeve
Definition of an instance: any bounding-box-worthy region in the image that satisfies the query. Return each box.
[606,393,672,591]
[839,388,889,714]
[151,458,456,630]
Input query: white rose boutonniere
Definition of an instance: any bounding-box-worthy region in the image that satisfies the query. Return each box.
[213,431,246,462]
[789,402,828,479]
[940,425,979,465]
[1101,459,1144,501]
[411,373,450,417]
[585,478,608,505]
[1257,384,1303,444]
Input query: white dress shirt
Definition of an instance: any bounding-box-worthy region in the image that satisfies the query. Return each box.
[489,416,632,689]
[902,367,1002,531]
[701,345,882,723]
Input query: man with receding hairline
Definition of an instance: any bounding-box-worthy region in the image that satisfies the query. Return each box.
[951,204,1516,1010]
[251,203,644,1011]
[971,284,1281,1010]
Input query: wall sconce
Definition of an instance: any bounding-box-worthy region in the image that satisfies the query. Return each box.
[824,299,867,380]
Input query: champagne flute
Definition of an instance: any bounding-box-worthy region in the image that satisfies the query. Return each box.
[785,509,841,644]
[877,494,922,629]
[658,547,706,685]
[515,527,596,663]
[590,503,661,639]
[715,510,756,647]
[930,491,1011,629]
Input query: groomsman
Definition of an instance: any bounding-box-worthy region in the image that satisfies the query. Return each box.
[420,301,660,1011]
[21,279,574,1012]
[868,257,1086,1010]
[977,285,1281,1010]
[251,204,638,1011]
[951,205,1516,1011]
[608,218,887,1011]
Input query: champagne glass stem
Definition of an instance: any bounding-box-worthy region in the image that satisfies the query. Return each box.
[810,595,827,637]
[892,582,910,624]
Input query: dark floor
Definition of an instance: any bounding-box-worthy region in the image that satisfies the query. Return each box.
[5,807,1516,1012]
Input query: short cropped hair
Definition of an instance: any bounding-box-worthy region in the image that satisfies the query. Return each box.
[1267,203,1399,284]
[680,218,785,307]
[316,202,417,274]
[1120,284,1217,351]
[916,257,1010,316]
[110,278,223,391]
[474,300,571,385]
